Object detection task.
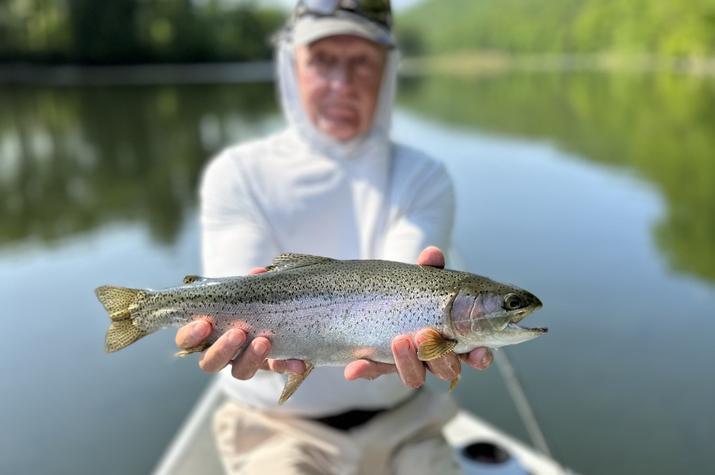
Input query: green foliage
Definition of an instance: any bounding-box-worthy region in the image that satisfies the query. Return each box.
[398,0,715,57]
[0,0,285,64]
[67,0,140,63]
[398,71,715,282]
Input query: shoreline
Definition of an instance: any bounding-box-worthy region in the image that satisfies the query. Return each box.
[0,61,275,86]
[401,52,715,77]
[2,52,715,86]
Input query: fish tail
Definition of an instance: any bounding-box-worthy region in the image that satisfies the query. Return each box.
[95,285,149,352]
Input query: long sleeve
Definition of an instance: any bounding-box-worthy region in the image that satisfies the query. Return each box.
[200,152,279,277]
[196,135,440,415]
[380,152,455,264]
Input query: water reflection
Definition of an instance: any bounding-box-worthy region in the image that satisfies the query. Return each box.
[1,72,714,285]
[399,72,715,283]
[0,83,279,246]
[1,75,713,475]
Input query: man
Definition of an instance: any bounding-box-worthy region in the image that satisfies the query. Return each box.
[175,1,492,473]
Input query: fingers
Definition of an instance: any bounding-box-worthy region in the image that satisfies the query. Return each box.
[461,347,493,370]
[175,319,212,349]
[344,359,397,381]
[266,359,307,375]
[347,247,444,387]
[249,267,268,275]
[416,246,445,268]
[198,329,246,373]
[230,337,271,380]
[391,335,426,388]
[426,355,461,381]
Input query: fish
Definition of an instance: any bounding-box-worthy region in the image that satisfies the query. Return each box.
[96,253,546,403]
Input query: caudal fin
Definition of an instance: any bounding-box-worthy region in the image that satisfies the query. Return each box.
[95,285,148,352]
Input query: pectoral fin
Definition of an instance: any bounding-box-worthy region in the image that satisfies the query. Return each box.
[278,362,314,405]
[416,329,457,361]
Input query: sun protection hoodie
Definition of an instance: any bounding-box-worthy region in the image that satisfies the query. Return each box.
[200,34,455,416]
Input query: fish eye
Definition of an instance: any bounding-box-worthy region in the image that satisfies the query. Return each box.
[503,293,523,310]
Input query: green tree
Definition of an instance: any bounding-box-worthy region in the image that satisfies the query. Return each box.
[68,0,142,63]
[0,0,285,64]
[399,0,715,57]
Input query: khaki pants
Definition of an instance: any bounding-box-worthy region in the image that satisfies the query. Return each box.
[212,389,462,475]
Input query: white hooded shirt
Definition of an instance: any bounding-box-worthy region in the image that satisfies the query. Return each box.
[199,36,455,416]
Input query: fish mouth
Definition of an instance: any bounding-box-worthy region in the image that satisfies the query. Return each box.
[506,322,548,333]
[510,302,542,324]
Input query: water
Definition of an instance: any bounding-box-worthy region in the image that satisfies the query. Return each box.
[1,72,714,474]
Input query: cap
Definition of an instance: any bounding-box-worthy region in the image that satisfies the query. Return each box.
[291,10,394,47]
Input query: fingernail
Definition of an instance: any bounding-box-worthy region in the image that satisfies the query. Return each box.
[190,320,207,339]
[253,339,269,356]
[394,338,411,356]
[227,330,245,347]
[446,360,459,378]
[286,360,304,373]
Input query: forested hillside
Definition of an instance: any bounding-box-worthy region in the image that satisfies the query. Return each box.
[399,0,715,57]
[0,0,285,64]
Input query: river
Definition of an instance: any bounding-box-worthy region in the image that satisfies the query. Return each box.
[1,71,713,474]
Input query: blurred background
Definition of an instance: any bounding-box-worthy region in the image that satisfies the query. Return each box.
[1,1,714,474]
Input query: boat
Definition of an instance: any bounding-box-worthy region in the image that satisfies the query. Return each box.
[153,375,573,474]
[153,251,572,474]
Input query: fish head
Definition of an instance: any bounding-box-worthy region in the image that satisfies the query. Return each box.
[448,277,545,347]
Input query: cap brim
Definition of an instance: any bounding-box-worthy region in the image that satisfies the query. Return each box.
[293,15,394,47]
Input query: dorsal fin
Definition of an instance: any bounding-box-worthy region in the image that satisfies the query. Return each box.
[266,253,335,272]
[183,275,209,285]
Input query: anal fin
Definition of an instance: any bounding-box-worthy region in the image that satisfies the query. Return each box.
[416,328,457,361]
[278,362,314,405]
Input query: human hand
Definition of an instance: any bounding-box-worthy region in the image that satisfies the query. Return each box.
[174,267,307,379]
[343,246,493,388]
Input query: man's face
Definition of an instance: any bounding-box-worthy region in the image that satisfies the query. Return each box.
[295,35,387,142]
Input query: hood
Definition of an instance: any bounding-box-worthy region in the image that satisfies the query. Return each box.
[275,35,400,161]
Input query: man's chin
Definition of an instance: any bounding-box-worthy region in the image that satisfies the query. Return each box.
[316,119,363,142]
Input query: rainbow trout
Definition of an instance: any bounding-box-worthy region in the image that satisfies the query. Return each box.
[96,254,546,403]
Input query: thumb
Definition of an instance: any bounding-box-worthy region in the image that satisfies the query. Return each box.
[416,246,445,268]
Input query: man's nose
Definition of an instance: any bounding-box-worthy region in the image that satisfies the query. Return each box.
[328,63,354,91]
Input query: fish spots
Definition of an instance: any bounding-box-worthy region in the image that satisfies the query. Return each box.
[131,258,534,364]
[353,347,376,360]
[193,314,215,327]
[256,329,275,339]
[230,320,252,334]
